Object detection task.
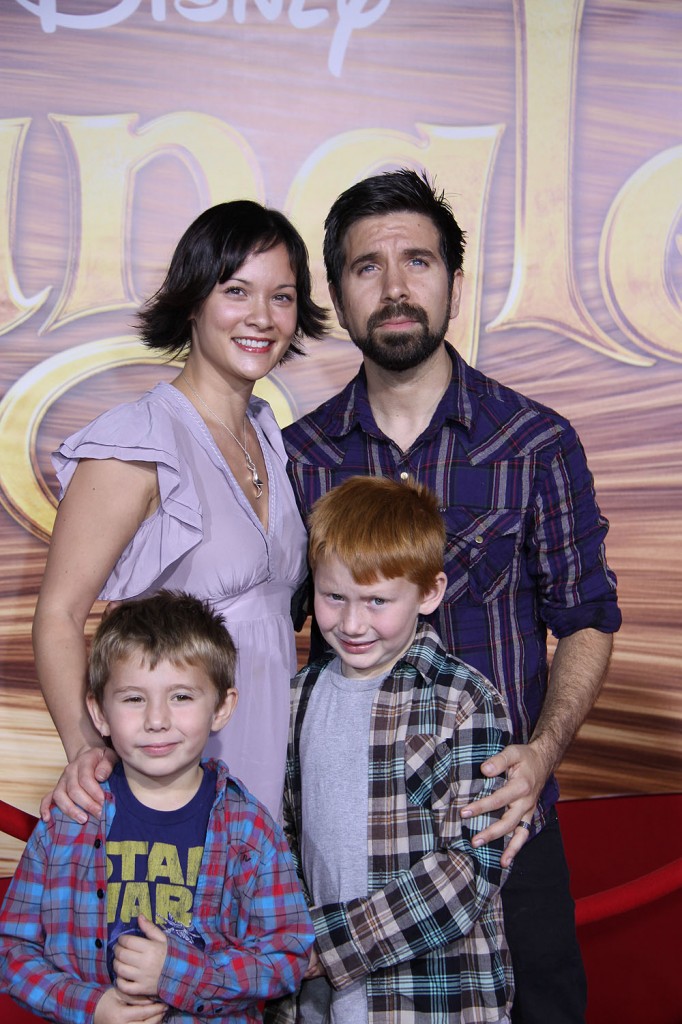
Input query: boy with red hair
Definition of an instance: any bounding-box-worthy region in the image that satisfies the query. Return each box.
[278,477,514,1024]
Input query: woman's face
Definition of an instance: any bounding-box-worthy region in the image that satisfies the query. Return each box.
[188,243,298,387]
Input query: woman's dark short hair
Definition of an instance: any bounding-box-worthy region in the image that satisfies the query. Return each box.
[323,168,466,301]
[138,200,328,359]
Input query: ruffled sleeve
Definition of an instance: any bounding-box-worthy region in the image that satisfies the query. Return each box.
[52,388,203,601]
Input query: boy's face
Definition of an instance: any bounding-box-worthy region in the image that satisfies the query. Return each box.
[314,553,446,679]
[87,656,237,798]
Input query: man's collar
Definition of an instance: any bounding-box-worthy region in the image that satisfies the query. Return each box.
[437,344,475,432]
[322,343,476,440]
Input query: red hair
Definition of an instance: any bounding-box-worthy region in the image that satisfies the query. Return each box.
[308,476,445,595]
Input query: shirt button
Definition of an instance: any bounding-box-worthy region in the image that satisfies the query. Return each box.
[475,535,484,545]
[93,838,101,849]
[97,889,105,899]
[399,471,409,481]
[95,938,103,949]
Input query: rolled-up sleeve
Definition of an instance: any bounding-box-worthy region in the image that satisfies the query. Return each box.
[531,425,621,638]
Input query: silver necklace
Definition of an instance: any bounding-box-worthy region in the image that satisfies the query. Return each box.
[182,376,264,498]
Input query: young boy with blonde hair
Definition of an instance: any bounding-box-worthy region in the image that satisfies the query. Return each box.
[278,477,514,1024]
[0,590,313,1024]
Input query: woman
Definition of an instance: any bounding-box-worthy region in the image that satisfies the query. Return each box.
[33,201,327,821]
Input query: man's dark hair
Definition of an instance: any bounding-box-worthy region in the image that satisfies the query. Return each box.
[137,200,328,359]
[323,168,466,299]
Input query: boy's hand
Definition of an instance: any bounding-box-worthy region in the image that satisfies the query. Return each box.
[304,947,327,980]
[94,987,166,1024]
[113,913,168,997]
[40,746,118,824]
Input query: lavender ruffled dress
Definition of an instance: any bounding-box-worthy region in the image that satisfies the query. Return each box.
[54,382,308,819]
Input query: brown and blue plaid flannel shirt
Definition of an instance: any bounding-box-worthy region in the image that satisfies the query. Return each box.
[280,623,514,1024]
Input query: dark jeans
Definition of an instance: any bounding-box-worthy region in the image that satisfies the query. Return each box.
[502,809,587,1024]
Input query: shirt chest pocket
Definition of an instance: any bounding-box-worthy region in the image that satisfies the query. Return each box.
[404,733,453,821]
[212,844,259,936]
[443,507,523,604]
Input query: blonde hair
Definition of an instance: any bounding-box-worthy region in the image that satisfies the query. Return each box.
[88,590,236,707]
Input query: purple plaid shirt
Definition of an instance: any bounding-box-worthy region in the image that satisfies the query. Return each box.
[283,345,621,822]
[0,760,314,1023]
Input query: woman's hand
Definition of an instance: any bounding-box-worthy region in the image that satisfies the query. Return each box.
[40,746,118,824]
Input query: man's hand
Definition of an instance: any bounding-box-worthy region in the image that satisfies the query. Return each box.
[40,746,118,824]
[304,946,327,980]
[94,987,166,1024]
[113,914,168,998]
[461,630,614,867]
[461,742,549,867]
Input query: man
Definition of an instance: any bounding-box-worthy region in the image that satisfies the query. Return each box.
[283,169,621,1024]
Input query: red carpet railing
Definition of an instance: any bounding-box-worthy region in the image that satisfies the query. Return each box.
[575,855,682,925]
[0,799,38,844]
[1,796,681,925]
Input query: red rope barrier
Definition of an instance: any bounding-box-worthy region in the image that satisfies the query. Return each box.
[576,856,682,926]
[0,799,38,843]
[2,796,680,929]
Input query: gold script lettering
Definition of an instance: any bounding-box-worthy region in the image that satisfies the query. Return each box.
[488,0,650,366]
[0,338,295,542]
[0,118,51,335]
[599,145,682,363]
[44,112,264,330]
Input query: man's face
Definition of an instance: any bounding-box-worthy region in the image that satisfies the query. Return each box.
[331,212,462,372]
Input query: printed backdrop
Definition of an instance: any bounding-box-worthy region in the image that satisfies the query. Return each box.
[0,0,680,871]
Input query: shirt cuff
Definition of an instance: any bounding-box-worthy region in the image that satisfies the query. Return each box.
[547,598,622,639]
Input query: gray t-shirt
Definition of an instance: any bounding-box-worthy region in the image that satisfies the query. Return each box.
[298,658,385,1024]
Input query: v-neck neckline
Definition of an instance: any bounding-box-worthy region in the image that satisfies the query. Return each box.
[161,383,273,537]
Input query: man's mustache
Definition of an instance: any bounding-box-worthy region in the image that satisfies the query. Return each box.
[367,303,429,332]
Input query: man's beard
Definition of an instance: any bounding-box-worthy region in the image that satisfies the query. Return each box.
[350,301,450,372]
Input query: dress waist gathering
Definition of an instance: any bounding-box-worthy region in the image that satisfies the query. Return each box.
[213,580,296,624]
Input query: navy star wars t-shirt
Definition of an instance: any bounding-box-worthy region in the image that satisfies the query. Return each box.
[105,761,216,978]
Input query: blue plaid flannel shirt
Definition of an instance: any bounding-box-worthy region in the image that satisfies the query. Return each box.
[0,759,314,1023]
